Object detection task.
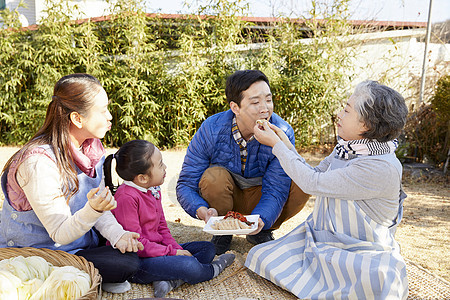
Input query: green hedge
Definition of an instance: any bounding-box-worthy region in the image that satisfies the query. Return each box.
[0,0,351,148]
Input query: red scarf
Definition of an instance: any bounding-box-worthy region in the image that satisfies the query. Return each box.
[70,138,105,177]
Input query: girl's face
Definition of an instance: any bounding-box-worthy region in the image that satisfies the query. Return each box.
[139,148,167,189]
[336,94,367,141]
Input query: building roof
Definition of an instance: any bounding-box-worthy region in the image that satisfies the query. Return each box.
[17,13,427,32]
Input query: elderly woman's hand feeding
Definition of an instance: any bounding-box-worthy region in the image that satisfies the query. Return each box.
[254,121,294,150]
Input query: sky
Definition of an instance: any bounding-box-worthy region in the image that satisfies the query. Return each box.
[146,0,450,23]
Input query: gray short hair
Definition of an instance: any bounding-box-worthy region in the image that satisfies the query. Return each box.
[352,81,408,142]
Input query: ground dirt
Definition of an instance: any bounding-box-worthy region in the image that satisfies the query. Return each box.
[0,146,449,283]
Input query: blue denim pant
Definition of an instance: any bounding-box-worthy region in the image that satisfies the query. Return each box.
[130,241,217,284]
[76,246,140,283]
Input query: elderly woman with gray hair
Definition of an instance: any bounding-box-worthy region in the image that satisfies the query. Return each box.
[245,81,409,299]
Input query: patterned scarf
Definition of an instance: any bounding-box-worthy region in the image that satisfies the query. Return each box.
[149,186,161,199]
[232,116,254,174]
[335,137,398,160]
[70,138,106,177]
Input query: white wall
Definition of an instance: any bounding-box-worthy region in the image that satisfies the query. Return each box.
[6,0,35,26]
[35,0,110,24]
[344,29,449,108]
[5,0,110,26]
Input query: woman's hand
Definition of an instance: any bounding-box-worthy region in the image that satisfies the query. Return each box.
[253,121,281,148]
[176,249,192,256]
[268,123,294,150]
[87,187,117,212]
[196,206,218,223]
[115,232,144,254]
[254,121,294,150]
[248,218,265,236]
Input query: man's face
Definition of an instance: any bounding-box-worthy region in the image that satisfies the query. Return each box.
[231,81,273,139]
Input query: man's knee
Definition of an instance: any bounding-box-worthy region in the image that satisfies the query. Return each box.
[199,167,235,215]
[288,182,310,209]
[200,166,232,187]
[199,166,235,195]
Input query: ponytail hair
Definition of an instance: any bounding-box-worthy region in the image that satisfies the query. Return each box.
[104,140,156,195]
[2,73,103,201]
[103,154,117,194]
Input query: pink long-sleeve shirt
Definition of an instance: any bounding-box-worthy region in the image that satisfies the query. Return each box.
[111,182,183,258]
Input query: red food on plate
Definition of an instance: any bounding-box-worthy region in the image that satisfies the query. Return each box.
[223,211,254,226]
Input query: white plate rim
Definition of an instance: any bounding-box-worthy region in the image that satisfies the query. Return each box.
[203,214,259,235]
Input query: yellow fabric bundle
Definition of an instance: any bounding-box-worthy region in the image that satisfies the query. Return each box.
[30,266,91,300]
[0,269,22,299]
[0,255,91,300]
[0,255,52,282]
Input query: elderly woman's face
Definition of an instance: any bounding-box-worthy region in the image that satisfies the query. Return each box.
[336,95,367,141]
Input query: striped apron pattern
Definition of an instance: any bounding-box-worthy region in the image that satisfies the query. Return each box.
[245,186,408,299]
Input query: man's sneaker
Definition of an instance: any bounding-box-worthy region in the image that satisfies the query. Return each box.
[211,235,232,255]
[246,230,274,245]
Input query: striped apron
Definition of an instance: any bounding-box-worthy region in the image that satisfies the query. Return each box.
[245,159,408,299]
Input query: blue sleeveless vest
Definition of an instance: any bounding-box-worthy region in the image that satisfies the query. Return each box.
[0,145,102,254]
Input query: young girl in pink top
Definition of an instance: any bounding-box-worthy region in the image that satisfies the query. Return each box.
[104,139,235,298]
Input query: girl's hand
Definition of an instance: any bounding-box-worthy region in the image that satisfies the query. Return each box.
[87,187,117,212]
[115,232,144,254]
[196,207,218,223]
[248,218,265,236]
[176,249,192,256]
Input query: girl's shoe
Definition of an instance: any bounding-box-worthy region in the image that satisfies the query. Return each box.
[212,253,235,277]
[102,280,131,293]
[153,279,184,298]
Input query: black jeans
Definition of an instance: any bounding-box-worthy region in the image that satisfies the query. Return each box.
[76,246,140,283]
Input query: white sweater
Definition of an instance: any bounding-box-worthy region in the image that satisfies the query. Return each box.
[16,154,126,247]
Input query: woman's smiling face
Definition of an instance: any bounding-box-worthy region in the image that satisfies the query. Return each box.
[78,88,112,140]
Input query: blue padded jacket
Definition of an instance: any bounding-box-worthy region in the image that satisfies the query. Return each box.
[176,109,295,229]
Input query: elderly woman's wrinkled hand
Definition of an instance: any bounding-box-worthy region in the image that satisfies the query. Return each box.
[267,122,294,150]
[254,121,294,150]
[115,232,144,254]
[253,121,280,147]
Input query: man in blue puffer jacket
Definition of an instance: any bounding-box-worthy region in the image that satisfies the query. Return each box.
[176,70,310,254]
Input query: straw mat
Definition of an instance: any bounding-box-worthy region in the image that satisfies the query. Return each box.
[101,253,450,300]
[101,251,296,300]
[405,258,450,300]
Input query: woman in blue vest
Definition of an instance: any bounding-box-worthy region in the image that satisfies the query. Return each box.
[0,73,143,293]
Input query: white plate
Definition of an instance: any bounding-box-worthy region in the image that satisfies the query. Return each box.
[203,214,259,235]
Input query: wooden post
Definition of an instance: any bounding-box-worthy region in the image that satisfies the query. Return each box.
[418,0,434,108]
